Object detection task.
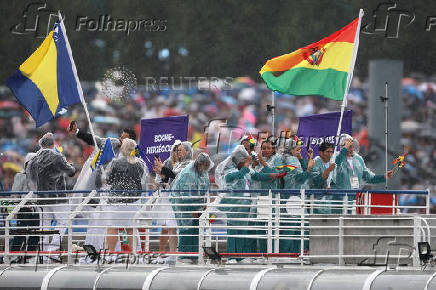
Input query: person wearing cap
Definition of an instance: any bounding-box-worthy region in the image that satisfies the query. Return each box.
[219,145,283,261]
[333,135,393,190]
[170,152,214,264]
[26,132,76,261]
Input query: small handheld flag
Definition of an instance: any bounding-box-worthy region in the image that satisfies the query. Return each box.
[90,139,115,171]
[276,165,298,172]
[392,152,407,175]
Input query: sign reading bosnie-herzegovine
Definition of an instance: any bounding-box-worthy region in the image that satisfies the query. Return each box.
[139,115,189,170]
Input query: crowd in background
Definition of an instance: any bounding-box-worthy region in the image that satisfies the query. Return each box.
[0,75,435,209]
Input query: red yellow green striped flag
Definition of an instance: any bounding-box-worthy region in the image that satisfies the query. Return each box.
[260,11,363,101]
[276,165,298,172]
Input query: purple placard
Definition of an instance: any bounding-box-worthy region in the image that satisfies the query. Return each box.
[296,110,352,158]
[139,115,189,170]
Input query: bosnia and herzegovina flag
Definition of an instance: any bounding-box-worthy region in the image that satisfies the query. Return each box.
[90,139,115,171]
[6,17,82,127]
[260,11,363,101]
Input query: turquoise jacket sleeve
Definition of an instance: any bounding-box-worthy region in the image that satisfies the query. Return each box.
[300,158,308,172]
[335,148,348,166]
[294,170,309,184]
[311,162,326,188]
[360,158,386,184]
[260,166,275,174]
[252,171,273,181]
[225,166,249,183]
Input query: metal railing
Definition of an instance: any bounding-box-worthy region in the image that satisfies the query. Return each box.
[0,188,431,267]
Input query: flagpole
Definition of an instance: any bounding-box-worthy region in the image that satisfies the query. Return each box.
[271,90,275,138]
[58,11,98,148]
[334,9,364,147]
[328,9,364,187]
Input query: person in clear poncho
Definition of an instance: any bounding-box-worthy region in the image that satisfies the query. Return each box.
[333,134,393,190]
[102,138,149,253]
[170,152,213,263]
[11,152,39,259]
[219,145,282,257]
[71,126,137,255]
[271,137,314,254]
[152,140,182,260]
[12,153,36,192]
[26,133,76,257]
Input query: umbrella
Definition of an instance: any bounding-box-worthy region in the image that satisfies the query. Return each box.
[2,162,21,172]
[0,101,20,110]
[94,116,120,125]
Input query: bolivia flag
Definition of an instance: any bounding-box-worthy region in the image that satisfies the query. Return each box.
[260,10,363,101]
[276,165,298,172]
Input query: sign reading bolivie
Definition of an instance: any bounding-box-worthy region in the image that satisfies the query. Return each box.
[139,115,189,170]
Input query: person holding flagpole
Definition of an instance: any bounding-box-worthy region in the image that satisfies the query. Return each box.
[309,142,337,213]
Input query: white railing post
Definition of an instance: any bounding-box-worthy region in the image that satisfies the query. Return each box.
[274,193,280,253]
[134,191,156,254]
[267,190,273,255]
[364,191,369,215]
[426,189,430,215]
[205,190,212,250]
[342,194,348,215]
[68,190,97,265]
[338,216,344,266]
[4,191,34,264]
[198,209,207,265]
[413,216,421,267]
[300,189,305,263]
[309,194,314,215]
